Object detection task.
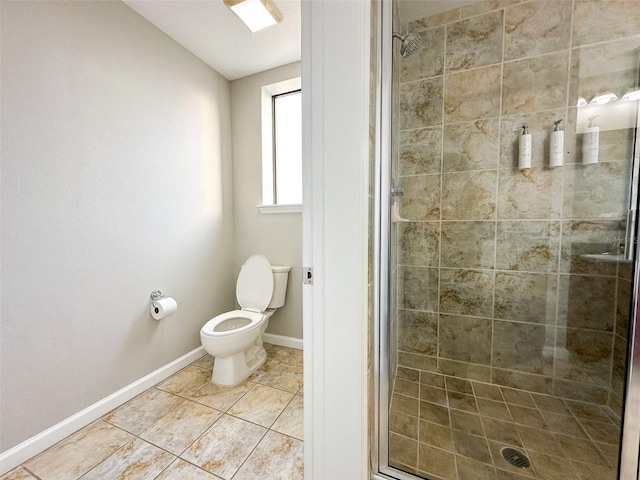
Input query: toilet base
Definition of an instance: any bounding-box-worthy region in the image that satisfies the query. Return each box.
[211,345,267,387]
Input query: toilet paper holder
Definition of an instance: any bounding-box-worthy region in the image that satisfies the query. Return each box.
[149,290,178,320]
[150,290,164,302]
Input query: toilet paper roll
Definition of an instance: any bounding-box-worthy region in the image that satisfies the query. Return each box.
[151,297,177,320]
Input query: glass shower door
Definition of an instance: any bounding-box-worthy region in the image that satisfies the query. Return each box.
[376,1,640,479]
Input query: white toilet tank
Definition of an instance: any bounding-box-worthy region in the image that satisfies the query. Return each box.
[268,265,290,308]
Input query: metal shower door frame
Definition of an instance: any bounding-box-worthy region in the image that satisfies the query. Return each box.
[372,0,640,479]
[372,0,416,478]
[620,52,640,480]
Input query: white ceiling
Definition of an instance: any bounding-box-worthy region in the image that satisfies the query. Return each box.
[123,0,301,81]
[122,0,481,81]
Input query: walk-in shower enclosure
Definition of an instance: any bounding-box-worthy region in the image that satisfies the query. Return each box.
[373,1,640,479]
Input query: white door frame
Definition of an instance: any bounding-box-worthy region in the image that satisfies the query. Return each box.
[301,0,372,478]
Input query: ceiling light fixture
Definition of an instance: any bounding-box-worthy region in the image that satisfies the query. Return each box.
[223,0,283,33]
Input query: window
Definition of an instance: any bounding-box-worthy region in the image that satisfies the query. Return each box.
[260,77,302,213]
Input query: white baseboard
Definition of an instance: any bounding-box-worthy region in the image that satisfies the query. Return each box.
[263,333,303,350]
[0,346,205,476]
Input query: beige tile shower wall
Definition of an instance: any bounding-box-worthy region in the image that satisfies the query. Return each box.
[395,0,640,407]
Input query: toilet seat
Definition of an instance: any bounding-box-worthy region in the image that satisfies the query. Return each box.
[201,310,264,338]
[201,255,276,339]
[235,254,274,312]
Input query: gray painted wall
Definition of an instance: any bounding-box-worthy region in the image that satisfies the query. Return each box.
[0,0,236,451]
[230,63,303,339]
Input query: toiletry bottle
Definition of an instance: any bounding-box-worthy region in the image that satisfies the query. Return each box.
[549,119,564,168]
[519,124,532,170]
[582,116,599,165]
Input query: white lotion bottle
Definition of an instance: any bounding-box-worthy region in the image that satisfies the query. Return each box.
[549,119,564,168]
[519,124,532,170]
[582,116,599,165]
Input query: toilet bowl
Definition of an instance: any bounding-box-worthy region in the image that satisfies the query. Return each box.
[200,254,290,386]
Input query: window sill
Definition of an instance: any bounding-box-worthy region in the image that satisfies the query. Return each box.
[258,204,302,214]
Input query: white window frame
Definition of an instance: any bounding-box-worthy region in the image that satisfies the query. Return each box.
[259,76,302,214]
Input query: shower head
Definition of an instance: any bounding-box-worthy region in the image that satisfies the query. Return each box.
[393,32,421,58]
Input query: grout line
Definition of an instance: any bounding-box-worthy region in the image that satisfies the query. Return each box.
[79,436,140,479]
[19,466,42,480]
[226,427,270,480]
[492,6,507,394]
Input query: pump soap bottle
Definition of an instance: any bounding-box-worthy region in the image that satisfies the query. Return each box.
[582,116,599,165]
[549,119,564,168]
[519,124,532,170]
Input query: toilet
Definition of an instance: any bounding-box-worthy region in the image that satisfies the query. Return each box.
[200,254,290,386]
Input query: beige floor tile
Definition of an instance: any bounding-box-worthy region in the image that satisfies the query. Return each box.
[155,459,221,480]
[249,345,302,381]
[24,420,132,480]
[508,405,547,429]
[597,442,620,468]
[516,425,562,456]
[481,417,521,447]
[232,430,304,480]
[103,388,183,435]
[181,414,266,480]
[456,455,495,480]
[391,410,419,439]
[189,380,255,412]
[139,399,222,455]
[192,354,214,370]
[452,430,491,464]
[420,420,454,450]
[572,461,617,480]
[556,433,608,465]
[0,467,38,480]
[81,438,174,479]
[247,369,266,382]
[418,442,457,479]
[156,366,212,398]
[279,350,303,372]
[249,357,279,382]
[540,411,587,438]
[528,452,580,480]
[8,344,306,480]
[390,433,418,469]
[531,393,570,415]
[580,419,620,445]
[272,395,304,440]
[258,369,303,393]
[496,469,531,480]
[228,384,294,427]
[564,400,611,422]
[264,344,294,360]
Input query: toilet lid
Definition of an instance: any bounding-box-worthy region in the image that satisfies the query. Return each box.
[236,254,274,312]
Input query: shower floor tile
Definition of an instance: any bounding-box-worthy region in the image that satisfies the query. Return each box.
[389,371,620,480]
[1,344,304,480]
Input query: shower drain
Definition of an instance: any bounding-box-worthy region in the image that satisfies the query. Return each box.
[500,447,531,469]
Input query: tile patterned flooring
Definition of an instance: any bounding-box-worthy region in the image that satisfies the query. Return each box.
[1,344,303,480]
[389,369,621,480]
